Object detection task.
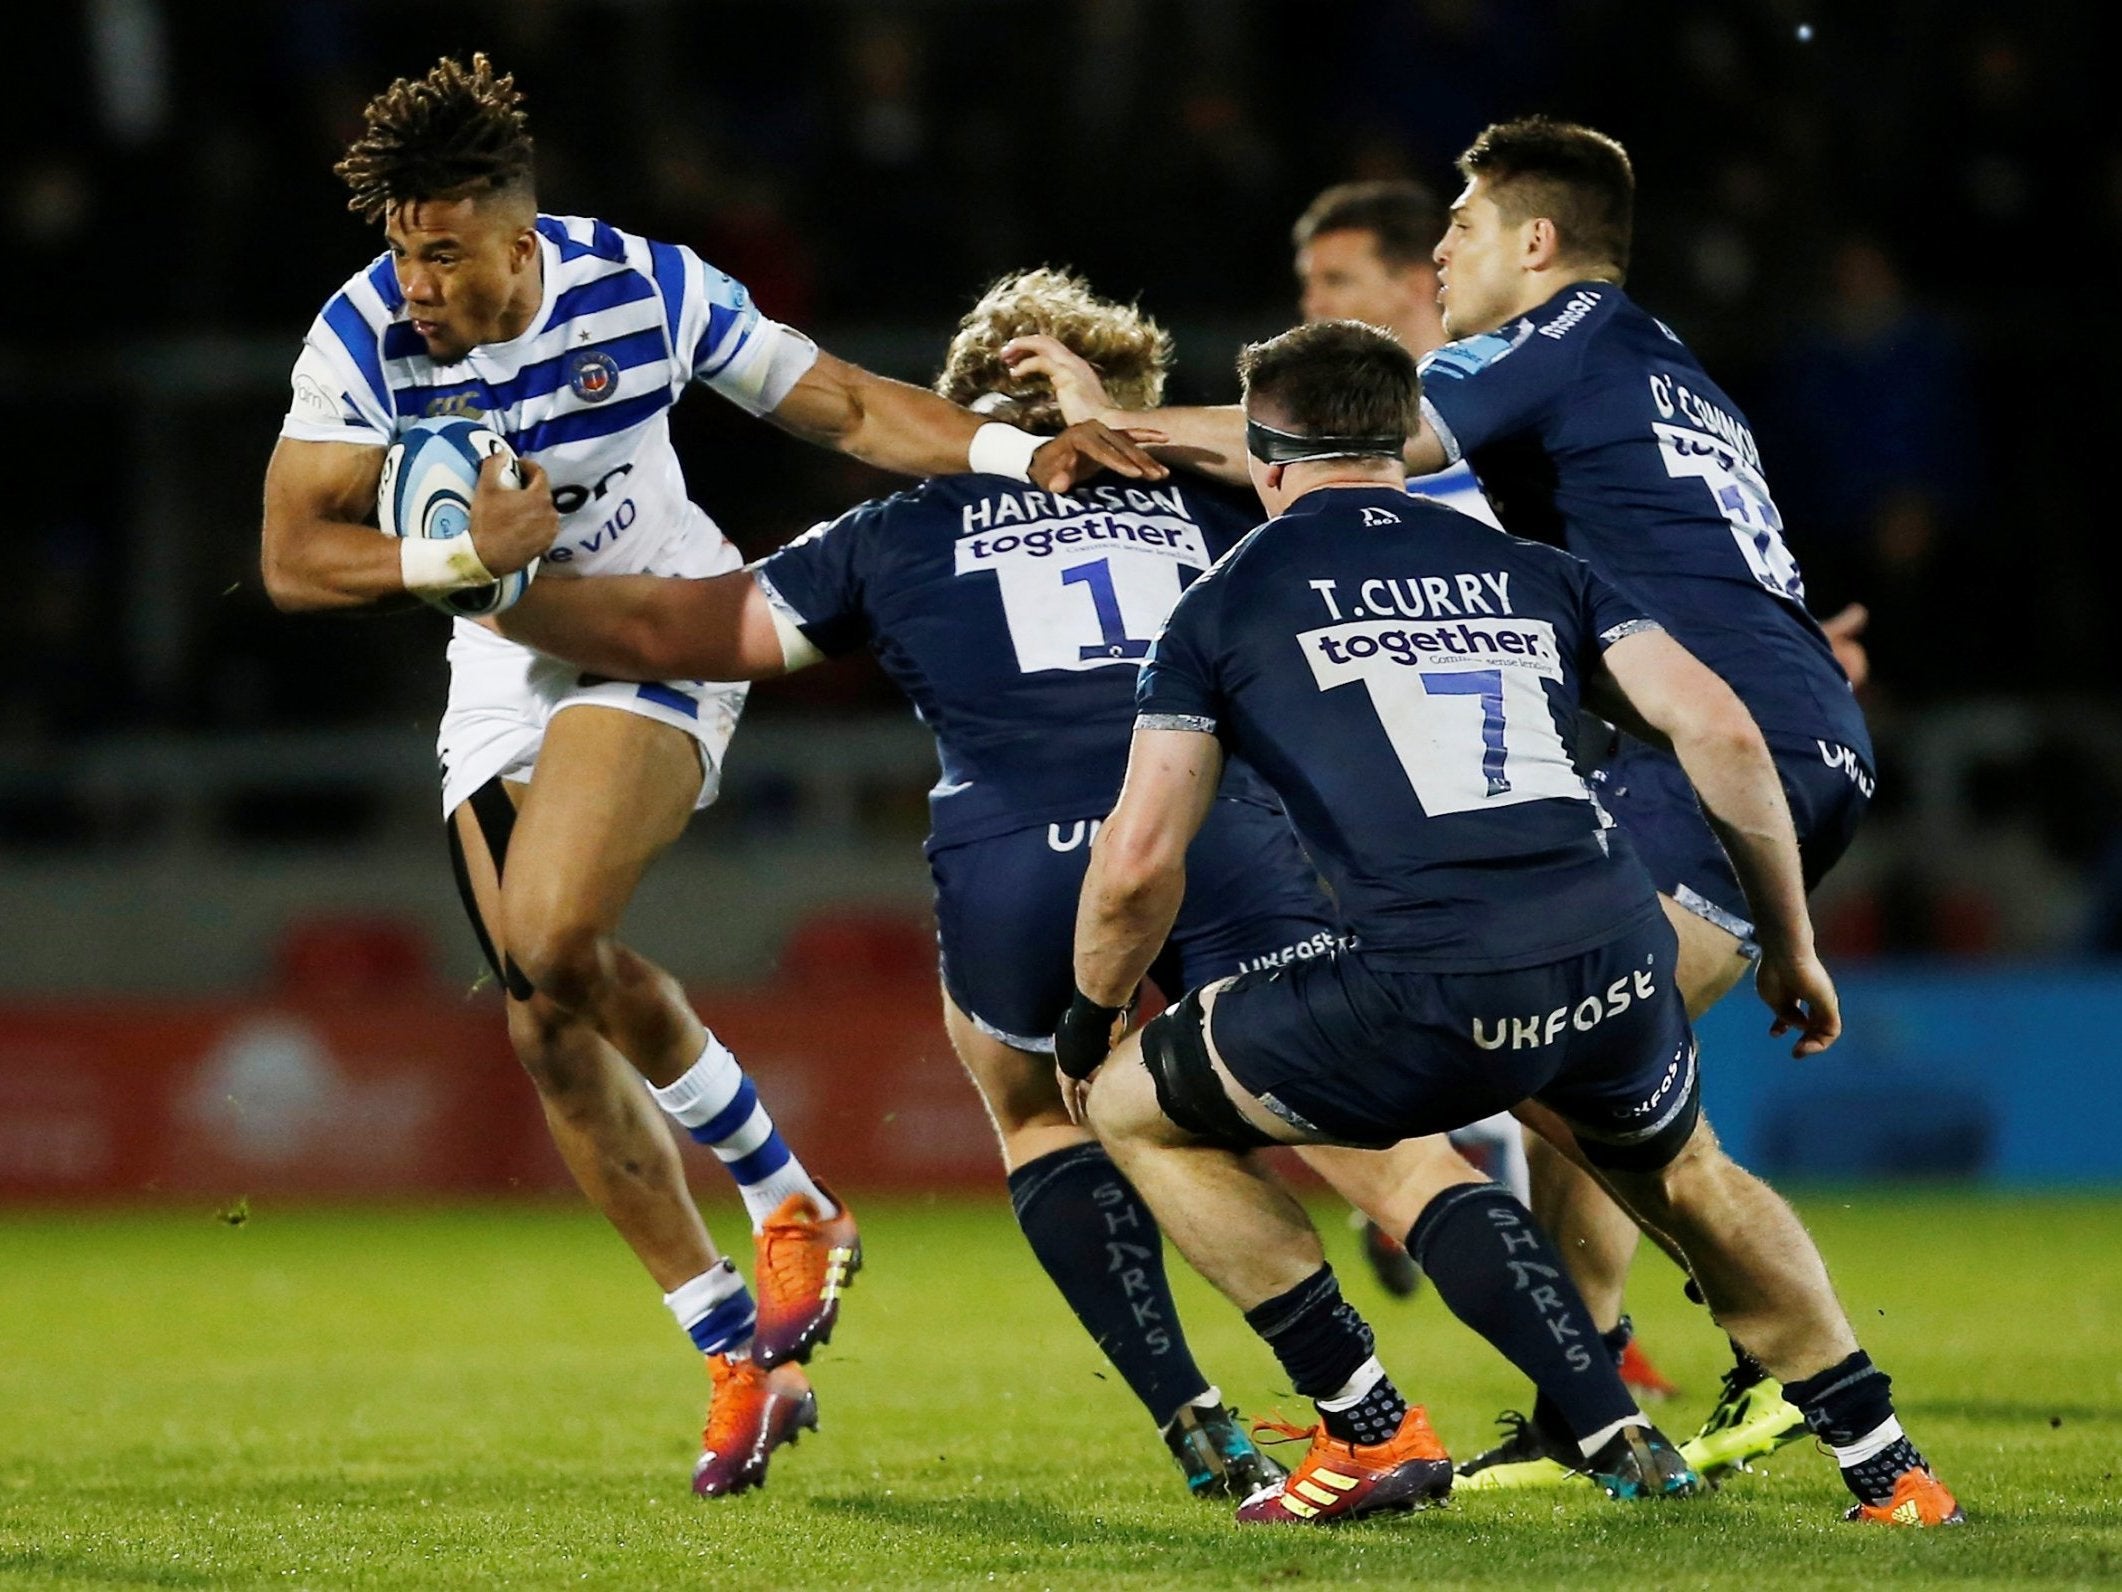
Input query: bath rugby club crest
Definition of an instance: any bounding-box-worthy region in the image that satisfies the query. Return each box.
[567,348,620,403]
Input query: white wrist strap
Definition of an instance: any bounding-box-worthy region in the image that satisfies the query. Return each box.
[400,534,495,594]
[967,421,1045,482]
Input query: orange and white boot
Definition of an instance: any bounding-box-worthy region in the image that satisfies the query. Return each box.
[1235,1405,1454,1524]
[1845,1465,1965,1527]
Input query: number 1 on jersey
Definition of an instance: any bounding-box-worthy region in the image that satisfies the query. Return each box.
[1062,558,1151,661]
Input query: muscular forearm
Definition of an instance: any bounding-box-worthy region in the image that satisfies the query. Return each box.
[1073,849,1185,1007]
[1676,727,1813,953]
[775,368,987,478]
[261,518,412,611]
[1113,405,1250,485]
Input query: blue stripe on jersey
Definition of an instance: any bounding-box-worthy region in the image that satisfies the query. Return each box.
[393,327,666,417]
[693,299,748,377]
[322,293,392,420]
[635,682,700,719]
[543,269,656,333]
[366,256,404,313]
[649,241,687,354]
[534,215,628,265]
[381,323,426,361]
[506,388,671,455]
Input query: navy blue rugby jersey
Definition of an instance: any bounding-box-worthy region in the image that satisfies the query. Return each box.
[1418,283,1871,762]
[1136,484,1664,971]
[755,472,1274,846]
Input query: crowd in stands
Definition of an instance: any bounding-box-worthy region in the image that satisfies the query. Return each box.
[4,0,2111,955]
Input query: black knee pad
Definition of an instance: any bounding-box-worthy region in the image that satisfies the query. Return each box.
[445,776,536,1002]
[1139,989,1279,1150]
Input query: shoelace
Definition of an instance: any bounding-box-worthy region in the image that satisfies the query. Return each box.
[1249,1411,1322,1449]
[758,1211,824,1299]
[702,1355,768,1447]
[1488,1410,1540,1451]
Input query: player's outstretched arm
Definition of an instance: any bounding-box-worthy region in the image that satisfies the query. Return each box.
[1004,334,1251,485]
[1073,728,1225,1008]
[1590,629,1840,1056]
[766,348,1166,493]
[494,569,792,684]
[1001,334,1454,485]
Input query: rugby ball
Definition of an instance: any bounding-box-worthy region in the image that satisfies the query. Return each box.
[377,416,539,616]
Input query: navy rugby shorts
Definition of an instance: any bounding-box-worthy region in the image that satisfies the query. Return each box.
[1589,731,1873,950]
[931,798,1336,1053]
[1206,910,1700,1171]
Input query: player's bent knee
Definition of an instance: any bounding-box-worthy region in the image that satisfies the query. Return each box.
[1133,989,1281,1151]
[1082,1041,1158,1145]
[506,919,612,1009]
[987,1076,1074,1140]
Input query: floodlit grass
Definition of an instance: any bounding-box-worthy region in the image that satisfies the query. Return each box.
[1,1190,2116,1588]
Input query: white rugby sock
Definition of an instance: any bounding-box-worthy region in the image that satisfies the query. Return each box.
[1576,1413,1652,1459]
[1830,1415,1906,1469]
[650,1034,835,1231]
[663,1259,756,1356]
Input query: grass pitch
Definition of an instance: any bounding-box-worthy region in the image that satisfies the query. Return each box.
[1,1190,2116,1589]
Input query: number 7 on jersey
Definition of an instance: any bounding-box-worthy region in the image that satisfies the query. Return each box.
[1299,617,1587,817]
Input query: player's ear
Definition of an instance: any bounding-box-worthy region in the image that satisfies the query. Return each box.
[1524,216,1561,271]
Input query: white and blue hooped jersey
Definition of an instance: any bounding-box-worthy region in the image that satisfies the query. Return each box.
[280,214,820,591]
[1406,459,1501,529]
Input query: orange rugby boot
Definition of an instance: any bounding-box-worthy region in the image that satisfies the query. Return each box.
[691,1352,818,1497]
[1234,1405,1455,1524]
[752,1185,861,1368]
[1618,1336,1682,1401]
[1845,1465,1965,1527]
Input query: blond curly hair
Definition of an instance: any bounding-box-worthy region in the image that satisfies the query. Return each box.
[935,268,1171,435]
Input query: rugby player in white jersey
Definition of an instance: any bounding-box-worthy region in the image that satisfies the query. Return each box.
[258,53,1159,1498]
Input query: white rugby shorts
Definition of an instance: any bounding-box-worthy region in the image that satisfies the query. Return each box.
[437,620,747,818]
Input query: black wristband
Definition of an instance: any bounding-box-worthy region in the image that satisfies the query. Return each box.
[1054,988,1130,1080]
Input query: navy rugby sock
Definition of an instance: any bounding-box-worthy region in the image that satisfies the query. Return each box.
[1008,1144,1211,1428]
[1785,1350,1928,1505]
[1244,1265,1408,1445]
[1410,1184,1641,1453]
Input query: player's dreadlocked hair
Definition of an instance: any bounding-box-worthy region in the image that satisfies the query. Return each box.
[1457,116,1634,277]
[335,53,535,222]
[936,268,1172,436]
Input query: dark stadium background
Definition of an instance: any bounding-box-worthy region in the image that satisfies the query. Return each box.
[2,0,2115,1197]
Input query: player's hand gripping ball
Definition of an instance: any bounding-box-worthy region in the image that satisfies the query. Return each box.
[377,416,539,616]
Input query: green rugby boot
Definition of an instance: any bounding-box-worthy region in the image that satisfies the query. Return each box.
[1455,1408,1581,1491]
[1679,1359,1810,1480]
